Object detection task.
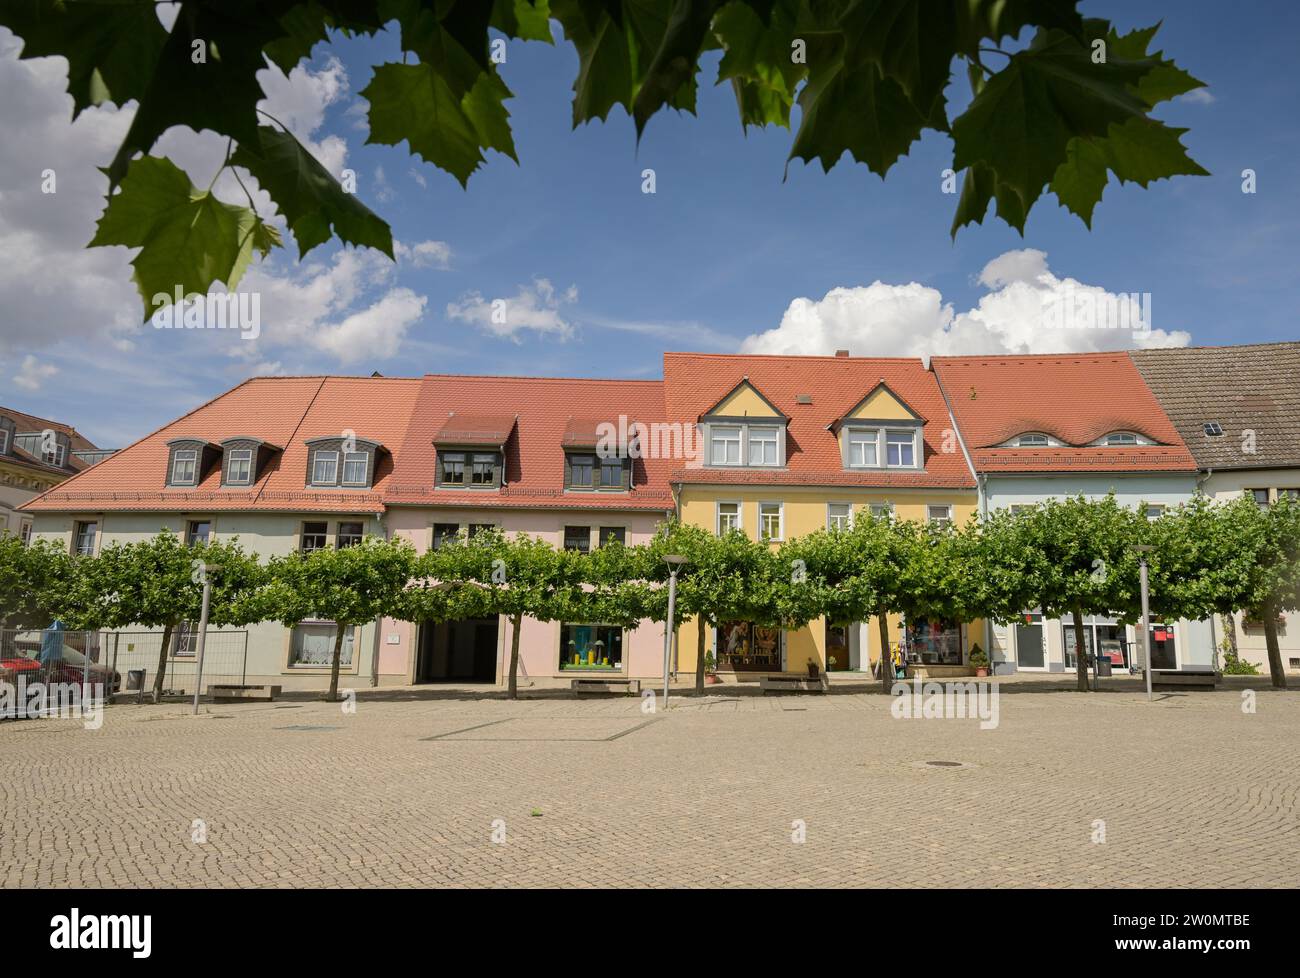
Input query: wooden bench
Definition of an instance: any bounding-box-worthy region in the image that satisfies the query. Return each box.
[1150,670,1219,691]
[208,684,282,702]
[759,675,828,695]
[571,678,641,695]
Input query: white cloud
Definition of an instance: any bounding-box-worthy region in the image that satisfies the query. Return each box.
[256,57,350,177]
[395,239,452,269]
[740,249,1191,361]
[408,167,428,189]
[312,289,427,363]
[1178,88,1216,106]
[12,355,58,391]
[447,278,579,341]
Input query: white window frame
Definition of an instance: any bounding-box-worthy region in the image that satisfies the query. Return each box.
[342,451,369,486]
[1016,433,1050,447]
[847,428,879,468]
[758,501,783,541]
[747,426,780,467]
[827,502,852,531]
[716,501,741,535]
[885,429,918,468]
[927,504,953,526]
[171,449,198,485]
[227,448,253,485]
[868,502,894,520]
[336,520,365,548]
[73,520,97,556]
[0,428,8,454]
[19,521,32,546]
[710,426,742,466]
[311,449,339,486]
[1144,504,1165,521]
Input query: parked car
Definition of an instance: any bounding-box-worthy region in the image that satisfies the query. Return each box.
[0,643,120,692]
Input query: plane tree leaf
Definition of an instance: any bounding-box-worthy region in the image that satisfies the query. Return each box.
[89,156,279,318]
[232,124,394,259]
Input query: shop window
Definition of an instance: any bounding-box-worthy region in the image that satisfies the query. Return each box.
[560,623,623,670]
[905,618,962,666]
[716,621,782,672]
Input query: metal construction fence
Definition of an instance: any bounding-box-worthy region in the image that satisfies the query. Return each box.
[1,628,249,714]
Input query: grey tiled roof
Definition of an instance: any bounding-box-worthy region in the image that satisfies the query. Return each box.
[1130,343,1300,470]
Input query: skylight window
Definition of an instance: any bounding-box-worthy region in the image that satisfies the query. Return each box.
[1203,422,1224,437]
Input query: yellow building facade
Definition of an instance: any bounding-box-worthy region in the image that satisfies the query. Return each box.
[661,351,982,681]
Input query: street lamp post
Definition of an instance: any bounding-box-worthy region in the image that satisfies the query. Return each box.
[662,555,687,708]
[1135,545,1153,702]
[191,562,220,716]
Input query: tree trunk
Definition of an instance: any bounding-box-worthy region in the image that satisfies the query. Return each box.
[1072,609,1088,692]
[694,615,707,695]
[1263,604,1288,690]
[151,621,175,700]
[1223,612,1238,661]
[507,612,522,700]
[878,608,893,695]
[326,623,346,702]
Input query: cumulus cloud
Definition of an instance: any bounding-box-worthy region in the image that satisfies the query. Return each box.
[395,239,452,269]
[447,278,579,341]
[740,249,1191,361]
[12,355,58,391]
[255,56,350,177]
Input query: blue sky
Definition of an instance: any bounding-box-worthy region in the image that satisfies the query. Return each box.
[1,0,1297,448]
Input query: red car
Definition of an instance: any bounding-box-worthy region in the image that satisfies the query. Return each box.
[0,643,120,693]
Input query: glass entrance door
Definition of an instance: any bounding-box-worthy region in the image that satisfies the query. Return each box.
[1015,613,1045,669]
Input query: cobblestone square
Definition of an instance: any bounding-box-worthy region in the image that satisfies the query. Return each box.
[2,682,1297,888]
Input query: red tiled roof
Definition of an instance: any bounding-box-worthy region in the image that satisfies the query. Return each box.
[1,405,102,478]
[21,377,422,514]
[662,352,975,489]
[931,353,1196,473]
[385,375,675,511]
[433,414,517,445]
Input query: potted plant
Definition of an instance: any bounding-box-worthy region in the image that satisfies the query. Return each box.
[969,643,990,678]
[703,649,721,685]
[807,658,820,679]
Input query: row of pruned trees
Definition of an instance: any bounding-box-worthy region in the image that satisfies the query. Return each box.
[3,494,1297,698]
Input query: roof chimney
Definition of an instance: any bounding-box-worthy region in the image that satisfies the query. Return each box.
[834,349,849,358]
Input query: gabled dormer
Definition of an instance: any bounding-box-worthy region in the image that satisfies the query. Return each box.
[219,436,281,487]
[433,414,515,489]
[700,378,789,468]
[831,381,924,471]
[304,435,383,489]
[165,438,221,487]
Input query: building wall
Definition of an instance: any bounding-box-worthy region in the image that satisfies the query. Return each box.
[382,505,673,683]
[1202,470,1300,674]
[30,510,386,690]
[1,462,57,538]
[675,485,980,678]
[981,473,1215,674]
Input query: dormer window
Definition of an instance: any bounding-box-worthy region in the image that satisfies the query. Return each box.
[436,449,501,488]
[311,450,338,485]
[305,436,381,489]
[1105,432,1138,446]
[747,427,779,466]
[227,449,253,485]
[566,452,628,491]
[342,451,370,486]
[843,427,920,469]
[171,449,198,484]
[1017,433,1050,447]
[710,426,742,465]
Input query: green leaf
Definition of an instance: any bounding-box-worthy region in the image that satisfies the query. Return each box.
[951,26,1156,230]
[364,61,517,187]
[1048,136,1109,227]
[0,0,168,116]
[232,124,394,259]
[1107,23,1207,108]
[714,0,803,129]
[491,0,555,42]
[632,0,719,137]
[262,1,390,73]
[788,41,928,178]
[107,1,296,187]
[89,156,277,319]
